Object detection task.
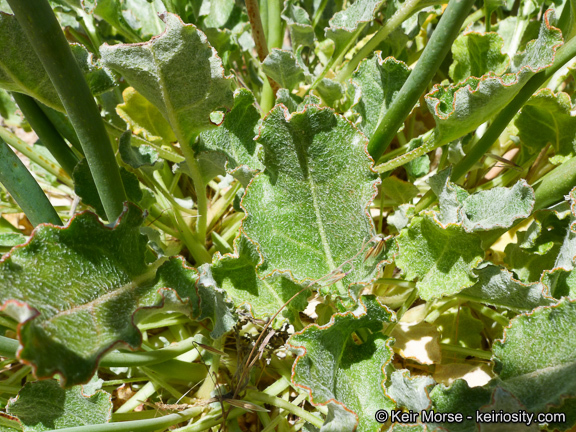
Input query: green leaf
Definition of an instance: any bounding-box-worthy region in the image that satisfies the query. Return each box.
[315,78,344,108]
[116,87,177,145]
[0,204,231,386]
[262,49,306,91]
[396,213,484,301]
[241,105,386,296]
[387,369,434,412]
[199,235,310,325]
[459,179,535,232]
[6,379,111,431]
[282,0,315,49]
[202,0,236,29]
[504,240,560,282]
[425,10,563,144]
[380,176,419,204]
[0,13,114,112]
[198,88,264,186]
[449,32,509,84]
[350,53,410,140]
[73,158,143,219]
[275,89,320,113]
[493,299,576,411]
[100,12,234,146]
[326,0,385,55]
[436,306,484,349]
[428,168,469,226]
[515,88,576,164]
[459,263,555,311]
[118,131,163,171]
[289,296,395,432]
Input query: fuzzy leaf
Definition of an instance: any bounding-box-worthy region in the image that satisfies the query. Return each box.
[387,369,434,412]
[493,299,576,411]
[326,0,385,55]
[380,176,419,204]
[516,89,576,163]
[459,180,535,232]
[396,213,483,300]
[289,296,395,432]
[449,32,509,84]
[118,132,163,170]
[199,89,264,186]
[350,54,410,140]
[0,13,114,112]
[241,105,386,296]
[504,240,560,282]
[282,0,315,49]
[199,235,309,325]
[116,87,176,145]
[262,49,306,91]
[100,13,234,146]
[425,11,563,144]
[459,263,555,311]
[6,379,111,431]
[0,204,231,386]
[429,168,469,226]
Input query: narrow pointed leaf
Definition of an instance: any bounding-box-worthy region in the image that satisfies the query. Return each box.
[100,13,234,145]
[350,54,410,140]
[241,105,384,295]
[396,213,484,300]
[289,296,396,432]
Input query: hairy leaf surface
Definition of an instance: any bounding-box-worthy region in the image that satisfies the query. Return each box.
[289,296,395,432]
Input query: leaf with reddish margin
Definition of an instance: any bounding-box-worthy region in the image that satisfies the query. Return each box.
[289,296,395,432]
[0,203,234,386]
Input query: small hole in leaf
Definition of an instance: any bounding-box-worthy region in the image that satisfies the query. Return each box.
[210,110,225,125]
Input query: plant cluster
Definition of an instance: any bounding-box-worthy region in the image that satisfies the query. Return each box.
[0,0,576,430]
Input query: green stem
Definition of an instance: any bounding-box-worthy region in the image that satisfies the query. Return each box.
[38,103,83,154]
[451,33,576,183]
[533,156,576,210]
[440,343,492,360]
[246,390,324,428]
[375,129,442,173]
[336,0,429,81]
[312,0,329,27]
[12,93,78,176]
[464,300,510,327]
[0,126,73,187]
[0,138,62,226]
[7,0,127,221]
[0,335,19,358]
[267,0,283,50]
[367,0,475,160]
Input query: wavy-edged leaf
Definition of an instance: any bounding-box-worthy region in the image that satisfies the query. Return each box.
[449,32,509,84]
[118,131,163,170]
[459,180,535,232]
[100,13,234,145]
[459,263,555,311]
[0,204,232,386]
[262,49,306,91]
[198,235,309,326]
[289,296,395,432]
[282,0,315,49]
[428,168,469,226]
[241,105,386,296]
[425,10,563,143]
[493,299,576,411]
[0,13,114,112]
[516,89,576,164]
[387,369,434,412]
[396,213,483,301]
[198,88,264,187]
[380,176,419,204]
[6,379,111,431]
[350,53,410,140]
[116,87,176,145]
[326,0,385,55]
